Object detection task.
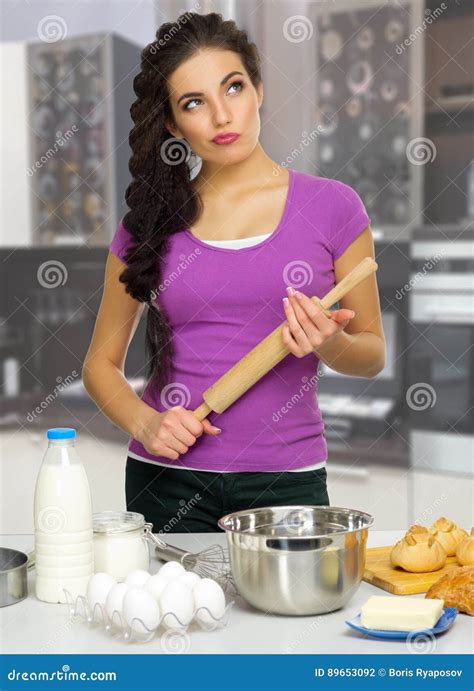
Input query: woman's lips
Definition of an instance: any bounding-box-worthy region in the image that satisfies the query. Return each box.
[211,133,240,145]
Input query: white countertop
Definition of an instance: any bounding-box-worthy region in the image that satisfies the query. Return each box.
[1,531,472,655]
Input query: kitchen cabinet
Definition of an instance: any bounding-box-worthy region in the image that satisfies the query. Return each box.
[0,247,148,398]
[327,462,474,530]
[326,463,409,530]
[27,33,141,246]
[0,42,31,246]
[313,0,425,237]
[0,33,140,247]
[423,0,474,225]
[409,469,474,528]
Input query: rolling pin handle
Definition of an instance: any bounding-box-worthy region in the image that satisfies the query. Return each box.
[193,401,212,421]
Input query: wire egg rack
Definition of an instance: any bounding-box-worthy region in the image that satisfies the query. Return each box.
[63,583,235,644]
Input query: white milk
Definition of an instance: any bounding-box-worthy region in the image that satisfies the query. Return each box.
[34,428,94,603]
[93,528,149,581]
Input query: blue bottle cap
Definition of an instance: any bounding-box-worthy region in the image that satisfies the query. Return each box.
[47,428,76,440]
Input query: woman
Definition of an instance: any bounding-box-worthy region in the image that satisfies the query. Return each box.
[83,12,385,533]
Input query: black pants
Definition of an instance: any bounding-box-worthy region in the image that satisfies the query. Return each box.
[125,456,330,533]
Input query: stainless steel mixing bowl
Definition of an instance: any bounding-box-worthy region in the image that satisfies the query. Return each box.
[218,505,374,615]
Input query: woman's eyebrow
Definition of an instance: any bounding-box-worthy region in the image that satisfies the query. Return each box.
[176,71,244,105]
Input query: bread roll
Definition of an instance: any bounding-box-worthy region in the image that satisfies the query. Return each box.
[429,517,468,556]
[390,531,447,573]
[456,528,474,566]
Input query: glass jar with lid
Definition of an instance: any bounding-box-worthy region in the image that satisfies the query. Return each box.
[92,511,152,581]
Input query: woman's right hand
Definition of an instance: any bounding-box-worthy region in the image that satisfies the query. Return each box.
[136,405,221,460]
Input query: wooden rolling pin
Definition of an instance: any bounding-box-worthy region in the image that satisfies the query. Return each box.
[192,256,378,420]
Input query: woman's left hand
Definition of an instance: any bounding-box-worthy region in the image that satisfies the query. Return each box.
[282,286,355,358]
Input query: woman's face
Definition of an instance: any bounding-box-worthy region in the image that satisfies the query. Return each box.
[165,48,263,165]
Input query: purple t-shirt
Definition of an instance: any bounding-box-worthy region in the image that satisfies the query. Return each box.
[109,168,371,472]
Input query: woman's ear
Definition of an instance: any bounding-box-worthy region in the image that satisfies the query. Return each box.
[165,119,179,138]
[257,81,264,109]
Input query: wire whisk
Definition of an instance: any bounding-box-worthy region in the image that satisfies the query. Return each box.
[146,528,233,586]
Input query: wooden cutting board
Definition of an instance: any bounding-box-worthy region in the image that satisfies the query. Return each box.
[363,546,461,594]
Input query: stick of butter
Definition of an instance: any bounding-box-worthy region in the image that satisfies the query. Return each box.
[360,596,444,631]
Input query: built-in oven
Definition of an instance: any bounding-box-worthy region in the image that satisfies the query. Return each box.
[317,239,411,466]
[407,229,474,475]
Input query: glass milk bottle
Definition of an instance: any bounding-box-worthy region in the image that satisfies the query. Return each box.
[34,428,94,603]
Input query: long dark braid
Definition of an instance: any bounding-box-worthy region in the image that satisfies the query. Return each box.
[119,11,262,395]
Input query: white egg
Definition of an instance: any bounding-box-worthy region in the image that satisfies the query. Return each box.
[193,578,226,626]
[178,571,201,589]
[105,582,130,621]
[122,587,160,634]
[158,561,186,584]
[87,572,117,610]
[144,573,168,601]
[124,569,151,588]
[160,581,194,629]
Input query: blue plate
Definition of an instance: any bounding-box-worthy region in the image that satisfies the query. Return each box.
[345,608,457,640]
